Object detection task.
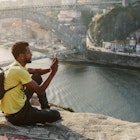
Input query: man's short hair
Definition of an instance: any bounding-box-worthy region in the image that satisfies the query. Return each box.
[11,41,29,59]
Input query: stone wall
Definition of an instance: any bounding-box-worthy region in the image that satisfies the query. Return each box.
[86,48,140,69]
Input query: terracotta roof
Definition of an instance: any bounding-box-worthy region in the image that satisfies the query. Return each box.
[111,40,129,43]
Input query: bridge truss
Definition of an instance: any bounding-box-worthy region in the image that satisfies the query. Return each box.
[0,0,122,51]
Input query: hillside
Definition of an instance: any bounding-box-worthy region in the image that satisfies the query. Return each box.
[88,4,140,46]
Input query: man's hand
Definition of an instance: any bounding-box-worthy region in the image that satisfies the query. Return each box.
[50,57,58,75]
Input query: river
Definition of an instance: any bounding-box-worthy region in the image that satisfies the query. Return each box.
[1,47,140,122]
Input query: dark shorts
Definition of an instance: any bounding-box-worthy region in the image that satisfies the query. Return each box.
[6,101,61,126]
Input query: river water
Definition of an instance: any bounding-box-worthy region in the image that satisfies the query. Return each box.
[1,47,140,122]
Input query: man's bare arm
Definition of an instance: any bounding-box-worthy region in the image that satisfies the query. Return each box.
[28,68,51,75]
[25,57,58,95]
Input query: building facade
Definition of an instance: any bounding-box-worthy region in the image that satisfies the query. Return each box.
[122,0,140,6]
[61,0,76,5]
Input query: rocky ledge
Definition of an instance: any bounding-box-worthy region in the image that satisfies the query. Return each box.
[0,110,140,140]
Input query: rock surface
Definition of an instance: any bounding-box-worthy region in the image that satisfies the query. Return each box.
[0,110,140,140]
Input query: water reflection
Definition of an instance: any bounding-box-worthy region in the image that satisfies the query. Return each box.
[30,59,140,122]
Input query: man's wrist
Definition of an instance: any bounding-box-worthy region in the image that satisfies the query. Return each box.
[50,70,56,77]
[49,67,52,72]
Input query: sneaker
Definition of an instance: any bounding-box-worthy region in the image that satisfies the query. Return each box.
[45,117,63,126]
[41,105,50,110]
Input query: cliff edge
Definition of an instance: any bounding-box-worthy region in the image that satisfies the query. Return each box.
[0,111,140,140]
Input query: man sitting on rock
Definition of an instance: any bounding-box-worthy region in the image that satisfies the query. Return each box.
[0,41,61,126]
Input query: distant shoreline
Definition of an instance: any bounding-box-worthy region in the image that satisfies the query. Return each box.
[86,47,140,70]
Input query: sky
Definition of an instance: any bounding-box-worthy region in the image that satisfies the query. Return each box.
[0,0,16,1]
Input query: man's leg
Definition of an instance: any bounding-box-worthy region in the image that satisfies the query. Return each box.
[6,101,61,125]
[37,94,50,109]
[25,73,50,109]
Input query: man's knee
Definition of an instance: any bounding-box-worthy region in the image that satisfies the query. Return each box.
[31,73,42,85]
[49,110,61,122]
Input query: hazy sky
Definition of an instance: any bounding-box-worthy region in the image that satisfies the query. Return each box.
[0,0,16,1]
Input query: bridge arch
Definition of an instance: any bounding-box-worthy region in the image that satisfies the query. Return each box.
[0,8,82,48]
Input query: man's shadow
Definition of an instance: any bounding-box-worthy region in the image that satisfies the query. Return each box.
[0,120,91,140]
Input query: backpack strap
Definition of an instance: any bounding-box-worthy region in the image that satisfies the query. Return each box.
[5,85,18,93]
[4,63,19,93]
